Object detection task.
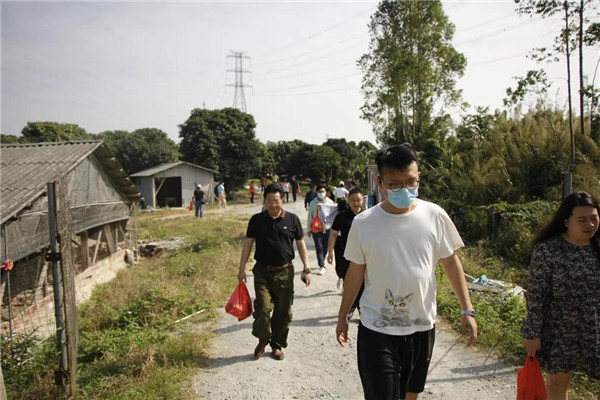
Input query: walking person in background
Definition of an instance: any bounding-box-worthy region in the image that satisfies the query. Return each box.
[336,144,477,400]
[334,181,350,213]
[334,181,349,203]
[261,176,267,193]
[192,184,205,218]
[217,181,227,208]
[522,191,600,400]
[249,181,256,204]
[282,179,290,203]
[238,183,312,361]
[327,186,364,317]
[291,176,299,203]
[304,183,318,210]
[307,184,336,275]
[326,185,335,202]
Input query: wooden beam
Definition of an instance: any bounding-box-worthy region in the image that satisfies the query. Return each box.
[34,256,48,304]
[80,231,89,271]
[102,224,116,255]
[91,230,102,266]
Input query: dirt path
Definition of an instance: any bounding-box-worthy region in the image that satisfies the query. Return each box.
[192,198,517,399]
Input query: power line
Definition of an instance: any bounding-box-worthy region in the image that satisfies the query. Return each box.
[253,61,354,82]
[253,32,367,67]
[256,72,360,95]
[253,40,366,78]
[255,87,357,97]
[254,6,374,59]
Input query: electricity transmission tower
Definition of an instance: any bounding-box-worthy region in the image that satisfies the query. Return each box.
[226,51,252,113]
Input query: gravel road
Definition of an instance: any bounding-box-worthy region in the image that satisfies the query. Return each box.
[192,198,517,399]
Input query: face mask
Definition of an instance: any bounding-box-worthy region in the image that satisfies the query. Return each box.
[317,192,326,199]
[387,188,418,209]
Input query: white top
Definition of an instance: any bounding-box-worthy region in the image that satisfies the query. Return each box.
[334,187,349,199]
[344,200,463,336]
[307,197,336,230]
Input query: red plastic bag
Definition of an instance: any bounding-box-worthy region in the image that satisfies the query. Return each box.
[189,201,194,211]
[310,215,323,233]
[225,282,252,321]
[517,356,547,400]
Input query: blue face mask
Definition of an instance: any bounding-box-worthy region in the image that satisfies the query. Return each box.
[317,192,326,199]
[387,188,418,209]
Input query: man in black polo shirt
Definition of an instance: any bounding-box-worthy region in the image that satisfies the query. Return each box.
[238,183,312,361]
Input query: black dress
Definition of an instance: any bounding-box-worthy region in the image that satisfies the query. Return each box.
[522,235,600,379]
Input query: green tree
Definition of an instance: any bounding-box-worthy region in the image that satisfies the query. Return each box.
[98,129,179,174]
[358,0,466,147]
[255,141,276,177]
[21,121,90,142]
[288,144,341,183]
[266,139,308,176]
[178,108,261,194]
[322,138,359,181]
[0,134,21,143]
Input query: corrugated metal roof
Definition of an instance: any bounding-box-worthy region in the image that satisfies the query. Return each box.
[130,161,217,177]
[0,140,141,224]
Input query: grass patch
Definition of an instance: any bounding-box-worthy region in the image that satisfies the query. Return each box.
[4,209,248,399]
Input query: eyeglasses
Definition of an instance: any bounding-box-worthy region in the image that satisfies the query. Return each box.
[379,176,419,192]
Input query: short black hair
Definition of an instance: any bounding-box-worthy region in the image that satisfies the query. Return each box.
[375,143,418,176]
[348,187,362,196]
[263,183,284,198]
[316,183,327,191]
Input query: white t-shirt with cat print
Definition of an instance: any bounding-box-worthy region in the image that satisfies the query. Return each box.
[344,199,464,336]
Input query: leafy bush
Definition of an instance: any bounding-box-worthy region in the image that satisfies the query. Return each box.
[446,200,558,267]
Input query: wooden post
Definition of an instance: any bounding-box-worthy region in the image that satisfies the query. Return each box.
[80,231,89,271]
[34,255,48,304]
[56,180,78,397]
[91,230,102,266]
[102,224,116,255]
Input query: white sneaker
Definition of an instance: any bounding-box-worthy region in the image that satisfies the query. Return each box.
[337,278,343,289]
[319,267,326,275]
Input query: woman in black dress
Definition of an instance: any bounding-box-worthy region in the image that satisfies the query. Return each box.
[522,191,600,399]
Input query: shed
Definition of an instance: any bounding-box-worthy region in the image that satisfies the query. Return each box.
[1,140,141,262]
[130,161,217,208]
[0,140,141,339]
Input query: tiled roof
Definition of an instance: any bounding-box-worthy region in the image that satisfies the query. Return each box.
[130,161,217,177]
[0,140,140,224]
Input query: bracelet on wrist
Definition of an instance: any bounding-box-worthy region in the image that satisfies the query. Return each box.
[302,269,311,274]
[460,309,475,317]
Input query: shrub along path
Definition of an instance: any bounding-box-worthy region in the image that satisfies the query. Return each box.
[192,198,517,399]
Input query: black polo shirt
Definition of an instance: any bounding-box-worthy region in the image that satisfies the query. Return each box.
[331,209,357,253]
[246,209,304,266]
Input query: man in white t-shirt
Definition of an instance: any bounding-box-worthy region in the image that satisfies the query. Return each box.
[335,143,477,400]
[333,181,349,203]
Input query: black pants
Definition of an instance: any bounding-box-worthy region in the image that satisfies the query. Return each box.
[357,324,435,400]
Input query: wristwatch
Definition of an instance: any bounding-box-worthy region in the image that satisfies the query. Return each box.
[460,309,475,317]
[302,268,311,274]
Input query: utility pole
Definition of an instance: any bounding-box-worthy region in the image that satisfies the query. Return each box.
[226,51,252,113]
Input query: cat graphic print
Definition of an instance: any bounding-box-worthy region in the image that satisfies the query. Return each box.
[373,289,429,328]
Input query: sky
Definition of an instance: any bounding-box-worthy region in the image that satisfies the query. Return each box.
[1,1,598,147]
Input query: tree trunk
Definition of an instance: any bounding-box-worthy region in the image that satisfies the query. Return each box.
[578,0,585,137]
[564,1,575,171]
